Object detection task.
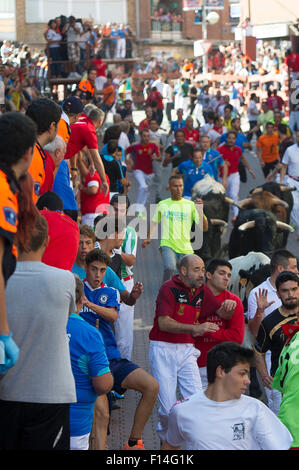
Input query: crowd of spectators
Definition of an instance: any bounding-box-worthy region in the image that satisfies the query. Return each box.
[45,15,135,78]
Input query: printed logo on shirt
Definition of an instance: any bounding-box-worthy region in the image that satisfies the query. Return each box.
[99,294,108,305]
[3,207,17,227]
[232,423,245,440]
[178,293,188,304]
[178,304,185,316]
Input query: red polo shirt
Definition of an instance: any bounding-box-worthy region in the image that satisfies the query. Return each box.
[126,142,160,174]
[64,114,98,160]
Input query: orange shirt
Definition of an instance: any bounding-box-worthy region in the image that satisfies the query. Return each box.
[102,84,115,106]
[57,118,71,144]
[78,78,95,97]
[0,169,19,282]
[256,133,279,163]
[28,142,46,203]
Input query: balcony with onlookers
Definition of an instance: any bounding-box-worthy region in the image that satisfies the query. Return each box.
[150,5,183,41]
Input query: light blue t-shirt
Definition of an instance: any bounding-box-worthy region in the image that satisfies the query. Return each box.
[67,313,110,436]
[203,148,224,181]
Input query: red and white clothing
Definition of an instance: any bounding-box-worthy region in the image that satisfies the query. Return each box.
[40,210,80,271]
[195,289,245,389]
[149,275,221,441]
[126,142,160,212]
[65,114,98,160]
[182,127,200,148]
[80,170,110,227]
[217,144,243,217]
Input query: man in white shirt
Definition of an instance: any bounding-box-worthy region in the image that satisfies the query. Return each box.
[280,130,299,238]
[247,249,298,414]
[163,79,174,124]
[162,342,292,450]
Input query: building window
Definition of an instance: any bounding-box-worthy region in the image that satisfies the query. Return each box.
[194,9,202,24]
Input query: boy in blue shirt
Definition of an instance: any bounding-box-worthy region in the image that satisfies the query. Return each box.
[174,148,215,199]
[67,274,113,450]
[81,249,159,450]
[200,135,228,186]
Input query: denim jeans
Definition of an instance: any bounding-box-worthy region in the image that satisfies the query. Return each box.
[160,246,183,282]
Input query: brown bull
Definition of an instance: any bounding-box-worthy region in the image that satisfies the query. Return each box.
[238,190,288,222]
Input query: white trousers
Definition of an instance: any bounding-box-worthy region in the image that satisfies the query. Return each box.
[133,170,154,212]
[286,176,299,235]
[116,38,126,58]
[226,171,240,218]
[70,433,90,450]
[81,213,98,228]
[149,341,202,442]
[114,277,135,360]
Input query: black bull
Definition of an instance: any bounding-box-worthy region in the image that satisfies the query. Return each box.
[228,208,293,259]
[192,193,230,263]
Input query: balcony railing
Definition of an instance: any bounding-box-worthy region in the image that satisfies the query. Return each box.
[151,19,182,40]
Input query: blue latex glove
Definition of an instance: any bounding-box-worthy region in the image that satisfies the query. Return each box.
[0,333,19,375]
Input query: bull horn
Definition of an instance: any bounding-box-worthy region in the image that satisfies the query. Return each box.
[238,198,252,207]
[276,221,295,232]
[238,220,256,231]
[251,187,263,194]
[273,199,289,209]
[224,197,242,209]
[210,219,228,227]
[280,185,296,192]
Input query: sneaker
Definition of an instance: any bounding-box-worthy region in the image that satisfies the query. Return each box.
[123,440,145,450]
[73,72,82,79]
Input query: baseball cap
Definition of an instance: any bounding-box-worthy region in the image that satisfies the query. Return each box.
[63,96,84,114]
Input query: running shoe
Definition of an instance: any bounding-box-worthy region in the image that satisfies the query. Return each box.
[123,440,145,450]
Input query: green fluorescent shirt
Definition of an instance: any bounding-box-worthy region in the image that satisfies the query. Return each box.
[272,330,299,448]
[152,197,199,254]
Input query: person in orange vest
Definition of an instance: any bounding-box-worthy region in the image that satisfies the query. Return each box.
[57,96,84,144]
[26,97,62,203]
[0,112,39,374]
[77,66,97,102]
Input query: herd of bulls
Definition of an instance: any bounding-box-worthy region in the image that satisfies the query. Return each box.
[191,175,296,310]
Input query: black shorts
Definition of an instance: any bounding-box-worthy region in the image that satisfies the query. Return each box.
[109,358,140,395]
[0,400,70,450]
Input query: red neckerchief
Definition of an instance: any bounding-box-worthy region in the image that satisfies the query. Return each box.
[282,323,299,345]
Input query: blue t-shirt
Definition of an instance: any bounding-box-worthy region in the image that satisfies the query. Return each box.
[202,148,224,181]
[171,120,186,132]
[177,160,215,198]
[72,264,126,293]
[219,132,249,153]
[67,313,110,436]
[80,282,121,361]
[53,160,77,211]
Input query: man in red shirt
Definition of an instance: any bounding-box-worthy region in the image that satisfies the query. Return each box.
[126,129,161,217]
[138,106,153,131]
[146,86,164,126]
[217,131,255,218]
[195,258,245,390]
[149,254,231,442]
[182,116,200,148]
[64,104,108,196]
[80,161,110,228]
[36,191,80,271]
